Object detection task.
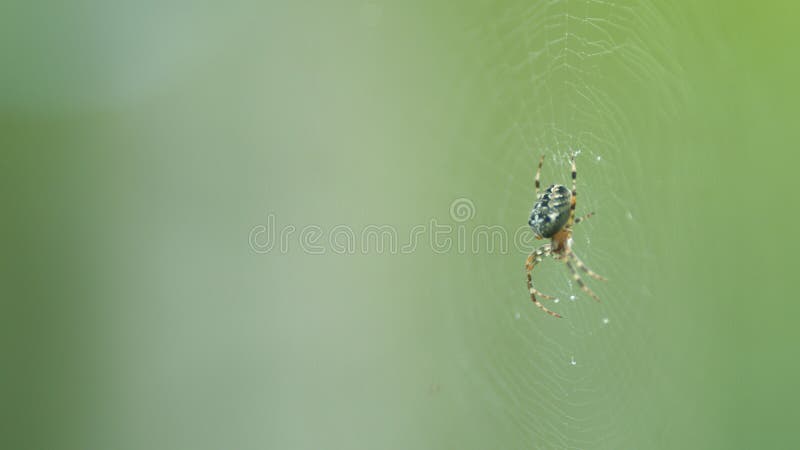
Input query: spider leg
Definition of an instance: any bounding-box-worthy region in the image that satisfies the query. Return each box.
[530,286,556,301]
[525,244,562,318]
[564,153,578,228]
[574,211,594,225]
[564,256,601,302]
[525,244,556,300]
[568,152,578,226]
[568,249,607,281]
[534,154,545,197]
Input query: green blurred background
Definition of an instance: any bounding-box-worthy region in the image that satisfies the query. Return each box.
[3,1,799,449]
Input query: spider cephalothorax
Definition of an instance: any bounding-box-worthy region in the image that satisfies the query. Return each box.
[525,153,606,318]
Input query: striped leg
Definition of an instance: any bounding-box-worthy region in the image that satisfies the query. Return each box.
[568,250,607,281]
[534,155,545,197]
[564,257,601,302]
[526,244,562,318]
[568,152,577,225]
[526,245,556,300]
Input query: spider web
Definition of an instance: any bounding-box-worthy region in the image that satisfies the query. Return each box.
[446,1,683,447]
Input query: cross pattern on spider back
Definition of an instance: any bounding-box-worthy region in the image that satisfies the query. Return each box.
[525,153,606,318]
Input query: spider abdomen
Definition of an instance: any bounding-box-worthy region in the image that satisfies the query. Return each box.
[528,184,571,238]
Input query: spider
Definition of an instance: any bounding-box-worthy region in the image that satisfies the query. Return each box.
[525,153,606,318]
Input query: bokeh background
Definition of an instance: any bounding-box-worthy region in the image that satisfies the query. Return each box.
[4,1,799,449]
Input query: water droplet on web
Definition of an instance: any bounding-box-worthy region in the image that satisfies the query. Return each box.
[569,295,576,301]
[596,155,602,161]
[570,356,577,366]
[602,317,610,325]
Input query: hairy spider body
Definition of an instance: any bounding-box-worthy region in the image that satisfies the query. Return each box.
[528,184,571,239]
[525,154,606,318]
